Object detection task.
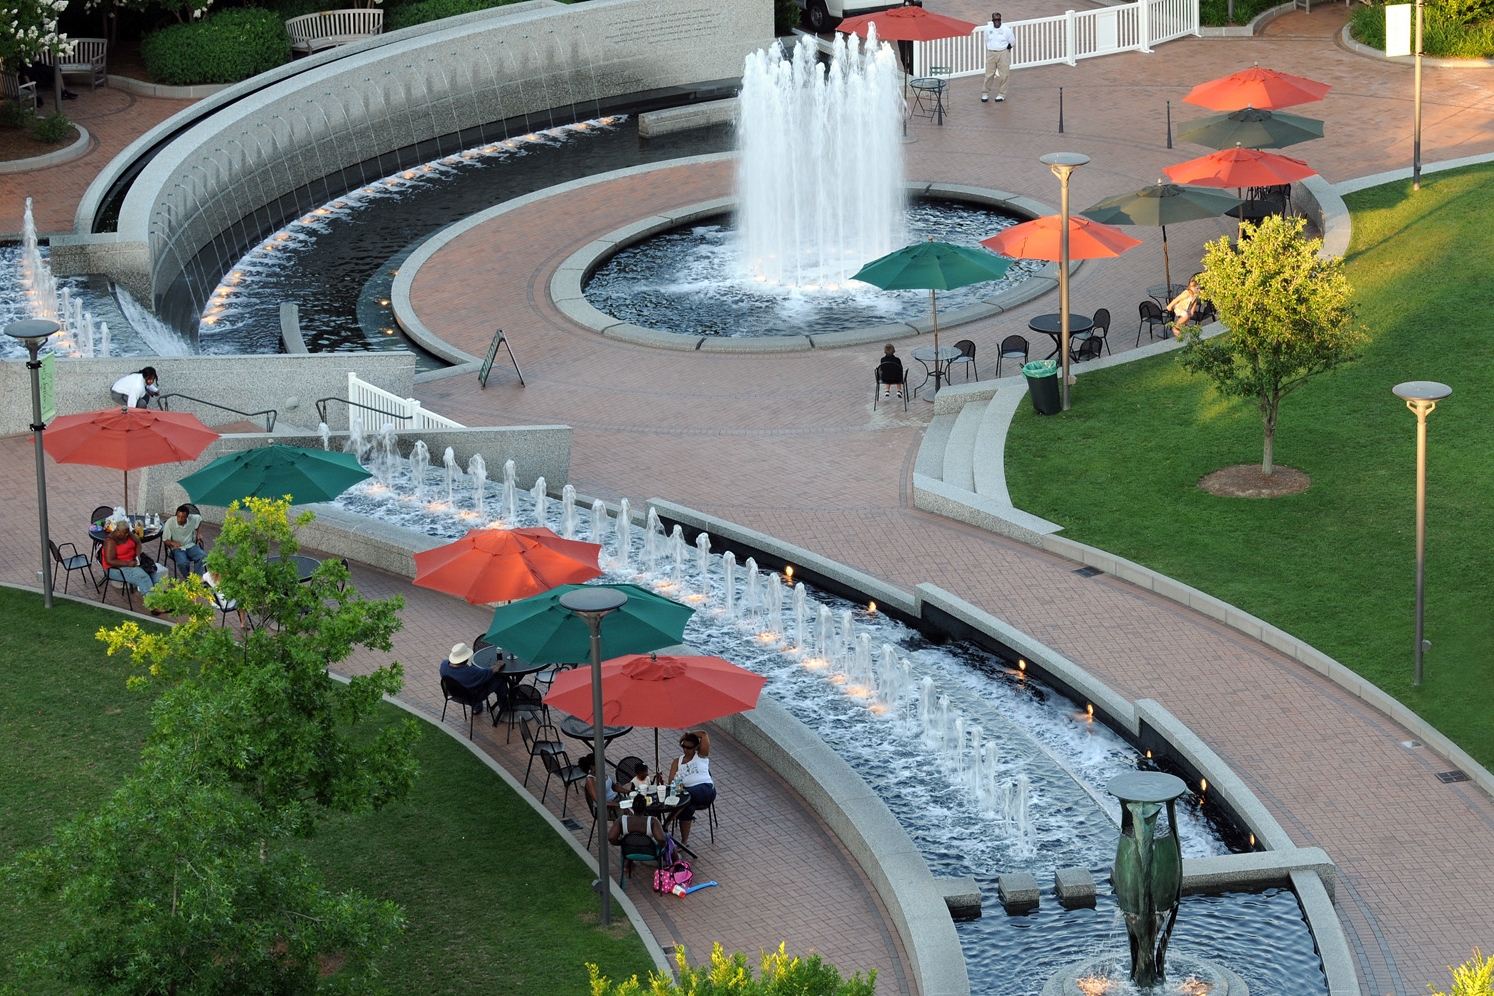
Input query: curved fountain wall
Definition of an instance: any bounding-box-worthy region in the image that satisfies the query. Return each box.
[53,0,769,308]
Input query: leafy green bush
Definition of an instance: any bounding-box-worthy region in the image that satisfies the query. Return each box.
[386,0,528,30]
[1198,0,1287,26]
[589,943,876,996]
[0,100,33,130]
[1350,1,1494,56]
[141,7,292,86]
[774,0,803,34]
[30,110,72,143]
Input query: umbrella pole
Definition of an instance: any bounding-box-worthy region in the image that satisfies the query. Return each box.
[655,727,660,775]
[1161,224,1172,298]
[123,468,129,512]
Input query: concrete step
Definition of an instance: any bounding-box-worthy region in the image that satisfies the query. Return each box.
[915,414,958,482]
[941,400,987,492]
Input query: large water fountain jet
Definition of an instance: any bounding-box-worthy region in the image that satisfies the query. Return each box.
[736,32,905,289]
[467,453,487,515]
[410,440,430,500]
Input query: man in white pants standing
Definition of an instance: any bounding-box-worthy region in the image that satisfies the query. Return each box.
[981,12,1015,102]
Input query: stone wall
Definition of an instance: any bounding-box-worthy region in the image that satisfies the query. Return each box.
[62,0,771,305]
[0,351,416,435]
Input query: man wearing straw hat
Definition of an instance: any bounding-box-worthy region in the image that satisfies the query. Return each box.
[439,642,507,716]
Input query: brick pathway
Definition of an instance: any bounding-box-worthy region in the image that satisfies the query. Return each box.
[8,10,1494,996]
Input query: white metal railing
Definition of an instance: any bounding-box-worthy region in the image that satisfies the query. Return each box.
[912,0,1198,77]
[347,372,464,431]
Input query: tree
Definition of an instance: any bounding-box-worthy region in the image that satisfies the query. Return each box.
[5,499,419,995]
[1177,214,1365,476]
[0,0,71,72]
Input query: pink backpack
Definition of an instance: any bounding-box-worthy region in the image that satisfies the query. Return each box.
[653,860,692,895]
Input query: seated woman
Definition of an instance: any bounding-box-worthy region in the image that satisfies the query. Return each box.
[99,518,168,612]
[667,730,716,846]
[1166,277,1203,336]
[608,791,667,876]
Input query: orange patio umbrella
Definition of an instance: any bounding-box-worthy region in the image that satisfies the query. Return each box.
[836,4,977,41]
[44,406,219,509]
[1162,146,1318,189]
[1184,66,1331,112]
[545,652,767,770]
[981,215,1143,261]
[413,526,602,605]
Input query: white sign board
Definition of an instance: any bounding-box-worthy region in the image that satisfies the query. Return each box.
[1385,3,1412,57]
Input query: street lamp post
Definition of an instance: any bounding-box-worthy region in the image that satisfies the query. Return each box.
[5,319,61,609]
[1413,0,1424,191]
[1392,380,1451,686]
[1040,152,1090,411]
[558,586,629,924]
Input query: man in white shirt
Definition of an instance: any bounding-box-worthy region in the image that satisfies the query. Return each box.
[982,12,1016,102]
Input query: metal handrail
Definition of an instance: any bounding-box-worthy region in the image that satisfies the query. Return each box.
[158,393,277,432]
[315,395,406,429]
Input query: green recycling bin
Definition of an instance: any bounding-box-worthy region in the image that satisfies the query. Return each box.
[1023,359,1061,415]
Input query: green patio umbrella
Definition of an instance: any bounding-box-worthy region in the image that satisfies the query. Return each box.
[483,583,695,664]
[1082,181,1241,298]
[852,239,1013,397]
[178,444,372,506]
[1175,107,1324,151]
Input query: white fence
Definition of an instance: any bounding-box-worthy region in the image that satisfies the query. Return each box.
[912,0,1199,76]
[347,372,464,431]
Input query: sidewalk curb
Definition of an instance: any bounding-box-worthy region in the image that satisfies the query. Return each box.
[0,124,91,174]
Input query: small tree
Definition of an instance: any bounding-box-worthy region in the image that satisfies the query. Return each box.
[5,499,418,995]
[0,0,71,72]
[1177,214,1365,476]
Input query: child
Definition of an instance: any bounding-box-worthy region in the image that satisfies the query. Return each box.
[878,344,905,399]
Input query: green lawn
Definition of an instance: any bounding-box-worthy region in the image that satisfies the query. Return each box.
[0,589,653,995]
[1005,163,1494,769]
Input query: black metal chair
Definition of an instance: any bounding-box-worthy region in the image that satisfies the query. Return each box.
[495,684,544,744]
[1085,307,1112,355]
[439,674,496,740]
[1074,336,1104,362]
[49,539,96,594]
[874,364,908,411]
[616,825,663,890]
[1137,300,1168,345]
[995,335,1029,377]
[88,505,113,559]
[519,716,566,787]
[948,339,978,381]
[615,755,646,788]
[540,749,588,817]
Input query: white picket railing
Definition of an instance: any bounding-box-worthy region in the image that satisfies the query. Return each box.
[912,0,1198,77]
[347,372,464,431]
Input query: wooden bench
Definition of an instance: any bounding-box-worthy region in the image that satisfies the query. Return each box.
[40,38,108,92]
[1,71,39,112]
[285,9,384,55]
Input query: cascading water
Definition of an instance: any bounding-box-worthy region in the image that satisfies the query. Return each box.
[695,532,711,597]
[643,508,662,572]
[442,447,457,504]
[793,583,809,651]
[591,498,607,545]
[410,440,430,500]
[531,476,547,522]
[669,524,686,583]
[503,460,518,521]
[374,424,399,485]
[736,33,905,289]
[744,557,760,627]
[345,416,369,461]
[318,422,332,452]
[615,498,631,571]
[722,551,736,617]
[764,573,783,642]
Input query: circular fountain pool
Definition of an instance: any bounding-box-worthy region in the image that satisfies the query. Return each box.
[581,197,1041,338]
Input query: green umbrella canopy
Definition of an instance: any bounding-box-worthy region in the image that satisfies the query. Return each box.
[178,444,372,506]
[1082,182,1242,293]
[852,241,1012,395]
[851,240,1013,290]
[483,583,695,665]
[1175,107,1324,150]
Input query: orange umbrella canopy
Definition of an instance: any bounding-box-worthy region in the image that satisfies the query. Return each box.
[1184,66,1331,112]
[837,5,977,41]
[981,215,1143,261]
[1163,147,1318,189]
[413,526,602,605]
[44,407,219,508]
[545,652,767,770]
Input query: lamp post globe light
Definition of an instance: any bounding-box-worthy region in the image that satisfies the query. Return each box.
[4,319,61,610]
[1391,380,1451,686]
[1039,152,1091,411]
[558,585,629,924]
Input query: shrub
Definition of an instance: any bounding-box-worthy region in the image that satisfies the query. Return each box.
[1198,0,1286,26]
[1430,950,1494,996]
[141,7,292,85]
[775,0,802,34]
[589,943,876,996]
[386,0,526,30]
[0,100,33,130]
[30,109,72,143]
[1350,0,1494,55]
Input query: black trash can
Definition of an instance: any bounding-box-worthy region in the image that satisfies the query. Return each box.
[1023,360,1061,415]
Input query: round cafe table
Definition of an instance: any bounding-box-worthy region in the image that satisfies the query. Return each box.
[912,345,962,397]
[473,645,549,705]
[559,714,634,749]
[1027,313,1094,359]
[266,554,321,582]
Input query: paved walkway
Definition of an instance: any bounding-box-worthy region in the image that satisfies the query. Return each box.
[6,10,1494,996]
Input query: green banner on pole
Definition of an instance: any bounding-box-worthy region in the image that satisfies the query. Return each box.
[39,353,56,423]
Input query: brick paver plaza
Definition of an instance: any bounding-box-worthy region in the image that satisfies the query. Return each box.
[5,6,1494,995]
